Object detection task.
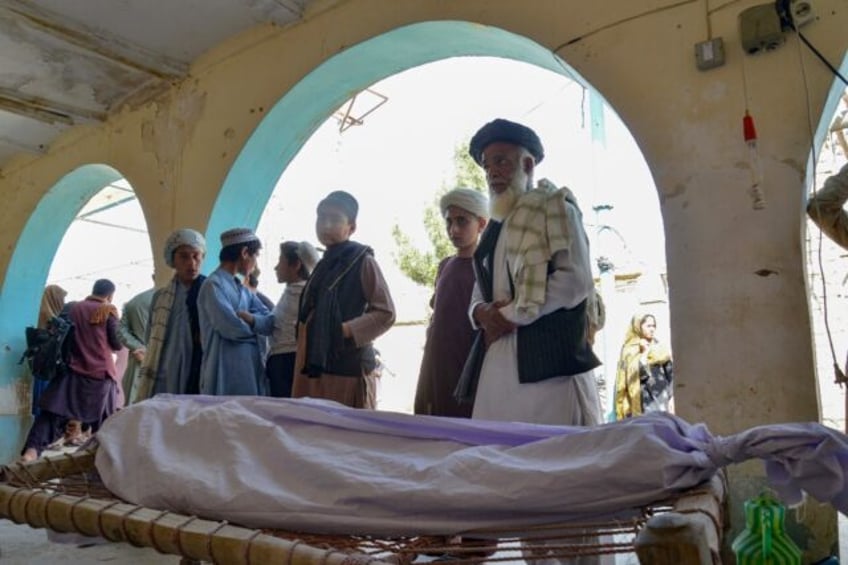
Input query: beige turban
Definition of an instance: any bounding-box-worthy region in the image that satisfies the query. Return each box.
[164,229,206,267]
[439,188,489,219]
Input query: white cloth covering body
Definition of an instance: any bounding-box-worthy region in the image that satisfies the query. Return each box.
[94,396,848,537]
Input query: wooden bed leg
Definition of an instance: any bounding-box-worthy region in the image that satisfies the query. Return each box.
[634,512,712,565]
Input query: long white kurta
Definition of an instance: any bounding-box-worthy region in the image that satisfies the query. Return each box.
[470,201,602,426]
[198,268,274,396]
[152,284,194,396]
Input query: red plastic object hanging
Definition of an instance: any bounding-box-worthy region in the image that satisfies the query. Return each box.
[743,111,757,142]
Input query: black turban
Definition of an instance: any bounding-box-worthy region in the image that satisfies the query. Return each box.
[318,190,359,222]
[469,118,545,166]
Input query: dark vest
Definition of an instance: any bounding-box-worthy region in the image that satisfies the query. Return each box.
[300,241,376,378]
[185,274,207,394]
[473,221,600,383]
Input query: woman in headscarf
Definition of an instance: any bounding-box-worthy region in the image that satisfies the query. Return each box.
[31,284,68,415]
[614,313,673,419]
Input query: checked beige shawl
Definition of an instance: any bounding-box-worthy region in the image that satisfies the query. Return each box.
[129,278,177,403]
[503,178,581,318]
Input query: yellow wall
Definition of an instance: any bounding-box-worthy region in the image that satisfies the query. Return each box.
[0,0,845,556]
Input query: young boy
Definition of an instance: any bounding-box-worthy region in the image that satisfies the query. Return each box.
[291,191,396,409]
[267,241,319,398]
[414,188,488,417]
[198,228,274,396]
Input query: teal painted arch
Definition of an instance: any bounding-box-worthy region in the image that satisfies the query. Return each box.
[808,50,848,187]
[0,164,123,387]
[207,19,602,260]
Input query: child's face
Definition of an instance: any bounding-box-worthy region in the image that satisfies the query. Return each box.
[444,206,484,253]
[316,203,355,246]
[275,254,301,284]
[236,247,259,277]
[172,245,205,285]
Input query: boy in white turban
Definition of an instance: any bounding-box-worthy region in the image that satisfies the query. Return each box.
[131,228,207,403]
[414,188,488,417]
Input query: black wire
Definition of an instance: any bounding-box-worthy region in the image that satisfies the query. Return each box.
[775,0,848,87]
[797,31,848,87]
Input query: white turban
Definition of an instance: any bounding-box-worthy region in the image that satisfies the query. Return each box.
[439,188,489,219]
[164,228,207,267]
[295,241,320,275]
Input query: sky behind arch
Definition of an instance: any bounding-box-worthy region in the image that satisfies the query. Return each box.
[256,56,665,320]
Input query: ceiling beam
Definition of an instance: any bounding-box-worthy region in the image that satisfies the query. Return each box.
[0,86,106,125]
[1,0,187,80]
[272,0,306,19]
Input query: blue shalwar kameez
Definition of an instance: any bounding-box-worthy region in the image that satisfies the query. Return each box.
[198,268,274,395]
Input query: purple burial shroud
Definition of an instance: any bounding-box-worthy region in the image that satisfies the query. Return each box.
[94,395,848,536]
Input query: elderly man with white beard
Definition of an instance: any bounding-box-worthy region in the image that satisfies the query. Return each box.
[462,118,603,428]
[462,119,604,565]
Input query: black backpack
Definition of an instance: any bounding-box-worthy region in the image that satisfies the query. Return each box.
[19,315,74,381]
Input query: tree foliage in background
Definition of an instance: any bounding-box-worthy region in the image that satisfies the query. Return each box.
[391,143,487,288]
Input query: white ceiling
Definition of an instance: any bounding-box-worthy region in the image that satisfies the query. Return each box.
[0,0,313,170]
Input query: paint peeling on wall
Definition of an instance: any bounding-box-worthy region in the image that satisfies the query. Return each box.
[139,84,207,195]
[0,377,27,414]
[780,157,805,177]
[660,181,688,202]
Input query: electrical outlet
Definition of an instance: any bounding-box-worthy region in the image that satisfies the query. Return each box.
[789,0,814,27]
[777,0,815,29]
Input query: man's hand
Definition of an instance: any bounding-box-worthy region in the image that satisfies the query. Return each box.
[131,348,146,363]
[473,300,517,347]
[237,310,255,327]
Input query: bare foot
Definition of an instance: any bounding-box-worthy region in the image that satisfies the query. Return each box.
[64,420,82,441]
[20,448,38,462]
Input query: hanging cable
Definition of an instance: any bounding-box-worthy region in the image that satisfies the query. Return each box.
[775,0,848,87]
[795,32,848,87]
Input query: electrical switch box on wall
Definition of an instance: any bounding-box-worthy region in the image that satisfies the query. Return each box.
[695,38,725,70]
[739,3,784,54]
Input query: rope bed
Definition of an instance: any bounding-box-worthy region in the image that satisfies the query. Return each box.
[0,445,726,564]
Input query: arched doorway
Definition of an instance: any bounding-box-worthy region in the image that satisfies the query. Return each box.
[210,22,664,414]
[0,166,152,460]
